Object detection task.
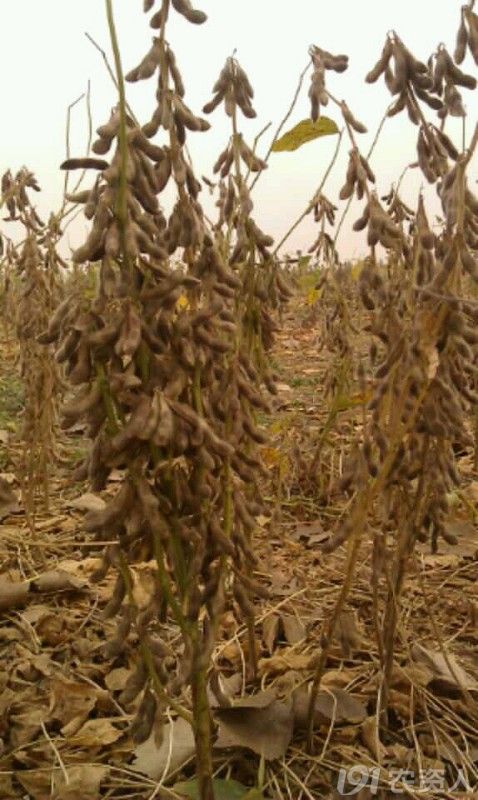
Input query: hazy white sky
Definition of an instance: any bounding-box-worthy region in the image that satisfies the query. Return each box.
[1,1,475,259]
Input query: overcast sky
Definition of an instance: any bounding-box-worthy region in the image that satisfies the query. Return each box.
[1,1,475,259]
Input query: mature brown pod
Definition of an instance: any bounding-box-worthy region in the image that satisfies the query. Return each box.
[433,127,459,161]
[171,0,207,24]
[341,101,367,133]
[444,83,466,117]
[455,12,468,64]
[60,157,108,171]
[353,203,370,232]
[464,9,478,64]
[442,48,477,89]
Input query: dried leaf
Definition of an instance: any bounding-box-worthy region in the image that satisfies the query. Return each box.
[290,520,328,546]
[227,689,277,709]
[10,706,45,747]
[0,771,16,798]
[441,518,478,558]
[411,643,478,691]
[292,685,367,727]
[335,610,363,657]
[49,679,99,727]
[31,569,87,593]
[15,769,51,799]
[131,717,195,780]
[68,493,106,513]
[54,765,110,800]
[0,579,29,612]
[421,553,460,569]
[214,697,293,760]
[281,613,306,645]
[105,667,132,692]
[262,614,280,654]
[36,612,66,646]
[68,717,122,747]
[259,648,314,677]
[208,672,243,708]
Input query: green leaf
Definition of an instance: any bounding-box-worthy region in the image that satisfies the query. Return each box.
[271,117,338,152]
[173,778,262,800]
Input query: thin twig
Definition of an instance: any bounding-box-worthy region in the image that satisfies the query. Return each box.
[40,721,69,785]
[84,31,139,124]
[273,128,344,257]
[250,60,311,192]
[63,92,86,201]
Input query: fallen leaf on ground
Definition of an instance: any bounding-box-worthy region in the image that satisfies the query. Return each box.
[35,515,68,531]
[441,518,478,558]
[214,696,293,760]
[292,685,367,727]
[67,717,122,747]
[54,765,109,800]
[276,382,292,392]
[10,706,46,748]
[0,771,16,798]
[131,716,195,780]
[0,579,29,612]
[411,643,478,691]
[259,648,314,677]
[262,614,280,654]
[36,612,66,646]
[49,679,99,727]
[290,520,328,546]
[421,553,461,569]
[21,603,52,624]
[15,769,51,799]
[335,610,363,657]
[226,688,277,709]
[281,613,306,645]
[208,670,242,708]
[105,667,131,692]
[321,669,357,688]
[68,493,106,513]
[31,569,87,593]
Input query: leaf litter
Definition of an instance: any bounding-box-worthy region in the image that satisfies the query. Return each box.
[1,294,478,798]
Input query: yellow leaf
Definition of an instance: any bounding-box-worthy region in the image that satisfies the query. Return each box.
[334,391,372,411]
[307,286,322,304]
[176,294,190,310]
[261,446,282,466]
[350,261,364,281]
[261,446,290,477]
[272,117,339,153]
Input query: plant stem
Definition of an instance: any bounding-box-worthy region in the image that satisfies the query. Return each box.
[250,60,311,192]
[104,0,132,281]
[191,650,215,800]
[273,128,344,257]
